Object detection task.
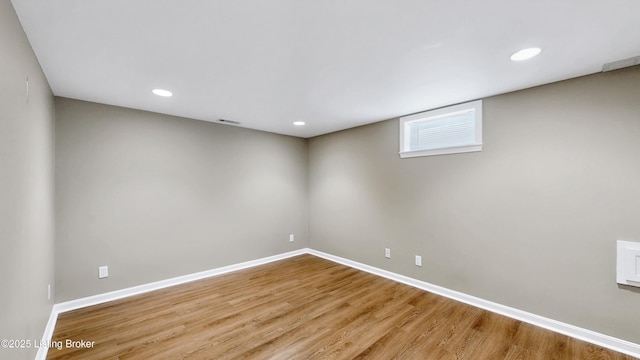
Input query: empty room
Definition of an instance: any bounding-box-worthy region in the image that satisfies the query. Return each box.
[2,0,640,359]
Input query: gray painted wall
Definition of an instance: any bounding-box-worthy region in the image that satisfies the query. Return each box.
[308,67,640,343]
[0,0,56,359]
[55,98,308,301]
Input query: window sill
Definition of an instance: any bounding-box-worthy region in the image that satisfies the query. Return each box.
[399,144,482,158]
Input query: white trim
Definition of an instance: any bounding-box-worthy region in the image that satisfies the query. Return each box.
[399,144,482,158]
[35,307,59,360]
[35,249,306,360]
[307,249,640,359]
[54,249,306,313]
[37,248,640,359]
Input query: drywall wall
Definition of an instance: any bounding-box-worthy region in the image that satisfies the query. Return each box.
[0,1,56,359]
[308,66,640,343]
[55,98,308,301]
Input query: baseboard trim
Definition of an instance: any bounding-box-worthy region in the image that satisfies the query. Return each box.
[35,249,306,360]
[307,249,640,359]
[35,305,60,360]
[37,248,640,359]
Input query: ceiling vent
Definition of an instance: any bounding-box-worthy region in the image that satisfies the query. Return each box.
[218,119,241,125]
[602,56,640,72]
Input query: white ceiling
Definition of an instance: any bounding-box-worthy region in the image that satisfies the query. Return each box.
[11,0,640,138]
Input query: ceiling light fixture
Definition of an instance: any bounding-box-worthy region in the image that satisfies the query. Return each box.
[293,121,306,126]
[510,47,542,61]
[152,88,173,97]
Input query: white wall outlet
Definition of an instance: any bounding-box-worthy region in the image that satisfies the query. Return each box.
[415,255,422,267]
[385,248,391,258]
[289,234,295,242]
[48,284,51,301]
[98,265,109,279]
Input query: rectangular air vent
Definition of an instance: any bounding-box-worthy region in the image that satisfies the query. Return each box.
[218,119,241,125]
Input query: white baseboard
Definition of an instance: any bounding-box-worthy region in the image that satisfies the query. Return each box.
[53,249,307,314]
[307,249,640,359]
[35,306,60,360]
[37,248,640,359]
[35,249,306,360]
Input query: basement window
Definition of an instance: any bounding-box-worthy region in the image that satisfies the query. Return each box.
[399,100,482,158]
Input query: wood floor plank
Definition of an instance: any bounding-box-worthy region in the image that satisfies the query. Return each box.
[47,255,636,359]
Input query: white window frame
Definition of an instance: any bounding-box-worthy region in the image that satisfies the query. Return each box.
[399,100,483,158]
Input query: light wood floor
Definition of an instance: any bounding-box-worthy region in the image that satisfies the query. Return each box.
[48,255,634,359]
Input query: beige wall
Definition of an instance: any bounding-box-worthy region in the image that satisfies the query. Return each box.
[55,98,308,301]
[308,67,640,343]
[0,0,56,359]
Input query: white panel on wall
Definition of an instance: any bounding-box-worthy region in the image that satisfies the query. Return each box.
[616,240,640,287]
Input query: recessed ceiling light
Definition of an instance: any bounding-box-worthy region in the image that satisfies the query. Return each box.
[510,47,542,61]
[152,88,173,97]
[293,121,306,126]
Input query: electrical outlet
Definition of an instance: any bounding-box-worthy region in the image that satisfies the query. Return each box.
[48,284,51,301]
[289,234,295,242]
[415,255,422,267]
[98,266,109,279]
[385,248,391,258]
